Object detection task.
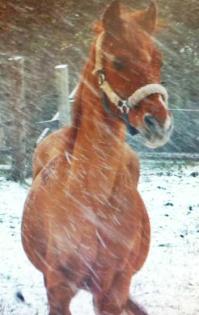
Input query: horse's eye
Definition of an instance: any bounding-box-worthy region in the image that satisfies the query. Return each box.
[113,57,126,71]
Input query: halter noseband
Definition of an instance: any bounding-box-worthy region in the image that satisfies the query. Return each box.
[93,32,168,118]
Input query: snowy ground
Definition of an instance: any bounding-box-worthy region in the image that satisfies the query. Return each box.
[0,159,199,315]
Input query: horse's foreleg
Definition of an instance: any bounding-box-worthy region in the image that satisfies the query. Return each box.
[93,267,148,315]
[93,266,132,315]
[44,269,76,315]
[125,298,148,315]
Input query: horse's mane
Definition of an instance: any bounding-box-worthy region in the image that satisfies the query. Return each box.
[72,84,83,130]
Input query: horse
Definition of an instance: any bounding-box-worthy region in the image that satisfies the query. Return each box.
[22,1,173,314]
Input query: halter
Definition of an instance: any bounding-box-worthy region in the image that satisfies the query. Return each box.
[93,32,168,124]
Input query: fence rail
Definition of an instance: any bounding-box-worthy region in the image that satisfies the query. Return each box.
[140,152,199,161]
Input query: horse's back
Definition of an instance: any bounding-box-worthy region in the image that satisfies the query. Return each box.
[32,127,71,179]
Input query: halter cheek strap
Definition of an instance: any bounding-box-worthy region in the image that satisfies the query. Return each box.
[93,32,169,114]
[96,69,130,114]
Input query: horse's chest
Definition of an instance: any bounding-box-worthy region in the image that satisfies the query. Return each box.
[94,156,146,260]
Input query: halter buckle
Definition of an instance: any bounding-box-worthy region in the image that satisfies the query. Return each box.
[97,70,106,86]
[118,100,130,114]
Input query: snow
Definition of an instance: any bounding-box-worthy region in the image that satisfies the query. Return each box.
[0,160,199,315]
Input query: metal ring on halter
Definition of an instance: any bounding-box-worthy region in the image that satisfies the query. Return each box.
[117,100,130,114]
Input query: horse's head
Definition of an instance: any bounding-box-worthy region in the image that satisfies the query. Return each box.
[93,0,173,148]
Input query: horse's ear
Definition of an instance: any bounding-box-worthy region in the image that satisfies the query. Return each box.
[102,1,122,35]
[136,1,158,34]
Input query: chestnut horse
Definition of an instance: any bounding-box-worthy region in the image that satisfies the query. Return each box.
[22,1,173,315]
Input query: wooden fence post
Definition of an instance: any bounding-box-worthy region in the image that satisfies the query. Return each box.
[7,56,26,181]
[55,64,71,127]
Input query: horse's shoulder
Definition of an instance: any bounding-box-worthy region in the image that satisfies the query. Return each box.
[33,153,69,190]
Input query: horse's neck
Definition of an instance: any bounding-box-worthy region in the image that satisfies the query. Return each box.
[72,50,126,154]
[68,53,127,205]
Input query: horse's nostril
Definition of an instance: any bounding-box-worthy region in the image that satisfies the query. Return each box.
[144,115,157,129]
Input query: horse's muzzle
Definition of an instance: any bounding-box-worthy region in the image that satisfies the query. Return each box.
[142,113,173,148]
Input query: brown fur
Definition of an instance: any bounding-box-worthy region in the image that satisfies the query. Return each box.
[22,2,172,314]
